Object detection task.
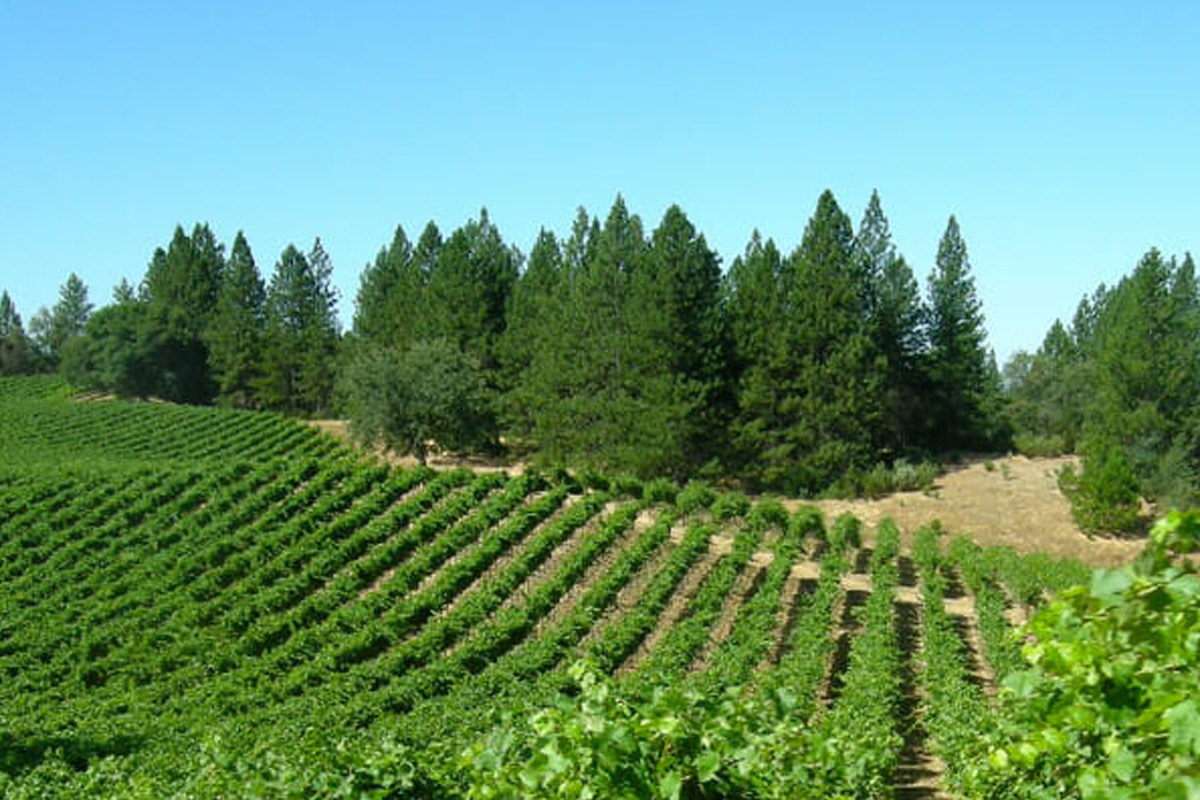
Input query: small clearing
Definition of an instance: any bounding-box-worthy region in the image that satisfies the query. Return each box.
[804,456,1142,567]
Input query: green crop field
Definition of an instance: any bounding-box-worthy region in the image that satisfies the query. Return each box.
[0,376,1196,799]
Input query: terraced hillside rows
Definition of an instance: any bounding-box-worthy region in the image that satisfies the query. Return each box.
[1,377,1191,799]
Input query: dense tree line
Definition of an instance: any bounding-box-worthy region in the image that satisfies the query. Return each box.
[1,225,341,412]
[1006,249,1200,531]
[6,190,1008,494]
[343,191,1004,492]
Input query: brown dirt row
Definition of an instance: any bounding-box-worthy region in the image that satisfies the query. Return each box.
[692,557,768,671]
[577,518,683,649]
[438,497,625,658]
[761,561,820,668]
[531,506,666,638]
[489,496,612,615]
[356,484,501,600]
[894,595,951,800]
[433,492,581,625]
[617,543,723,675]
[410,490,548,597]
[305,474,440,599]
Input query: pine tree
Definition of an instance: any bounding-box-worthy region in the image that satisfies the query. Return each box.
[300,237,341,414]
[514,197,657,474]
[632,204,732,471]
[727,231,787,476]
[854,191,925,454]
[259,245,310,411]
[353,224,421,348]
[925,215,996,451]
[498,228,565,440]
[420,209,519,368]
[726,231,784,375]
[142,224,224,337]
[136,224,225,403]
[259,240,340,414]
[0,291,32,375]
[113,279,135,305]
[208,231,266,408]
[29,273,93,367]
[776,190,880,491]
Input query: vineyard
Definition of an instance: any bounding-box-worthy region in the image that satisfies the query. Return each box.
[0,376,1197,799]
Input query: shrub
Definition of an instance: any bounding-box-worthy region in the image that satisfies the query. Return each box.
[853,459,939,498]
[893,459,938,492]
[711,491,751,522]
[747,499,790,533]
[676,481,717,514]
[1060,449,1144,535]
[643,478,679,505]
[829,513,862,554]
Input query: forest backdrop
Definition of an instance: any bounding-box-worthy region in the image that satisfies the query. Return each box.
[2,189,1196,530]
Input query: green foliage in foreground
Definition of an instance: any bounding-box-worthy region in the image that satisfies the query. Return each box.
[966,510,1200,799]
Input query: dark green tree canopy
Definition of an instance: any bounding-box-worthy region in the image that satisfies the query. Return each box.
[925,215,998,451]
[340,338,491,464]
[208,231,267,407]
[0,290,33,375]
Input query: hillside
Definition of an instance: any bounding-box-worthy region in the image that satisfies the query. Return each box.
[1,377,1189,799]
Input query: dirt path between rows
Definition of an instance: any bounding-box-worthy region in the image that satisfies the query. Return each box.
[801,456,1142,568]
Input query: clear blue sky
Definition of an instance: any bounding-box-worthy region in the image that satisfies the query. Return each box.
[2,1,1196,362]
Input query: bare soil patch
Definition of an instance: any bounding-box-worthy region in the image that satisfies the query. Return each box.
[533,507,664,637]
[803,456,1142,567]
[308,420,525,475]
[694,560,767,669]
[619,546,722,674]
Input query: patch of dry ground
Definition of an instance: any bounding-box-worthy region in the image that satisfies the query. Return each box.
[803,456,1142,568]
[311,421,1142,569]
[309,420,524,475]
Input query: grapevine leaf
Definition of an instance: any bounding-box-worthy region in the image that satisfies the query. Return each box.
[658,770,682,800]
[696,750,721,782]
[1164,699,1200,756]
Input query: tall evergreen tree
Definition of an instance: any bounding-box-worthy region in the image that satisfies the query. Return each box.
[727,231,787,476]
[353,224,421,348]
[726,231,784,376]
[136,224,225,403]
[0,291,32,375]
[208,231,266,408]
[777,190,880,490]
[420,209,519,368]
[518,197,662,474]
[499,228,565,439]
[259,240,340,414]
[142,224,224,337]
[632,204,733,471]
[30,273,93,367]
[412,221,444,284]
[925,215,997,451]
[113,278,136,305]
[260,245,308,412]
[1004,318,1087,452]
[854,191,926,454]
[299,237,341,414]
